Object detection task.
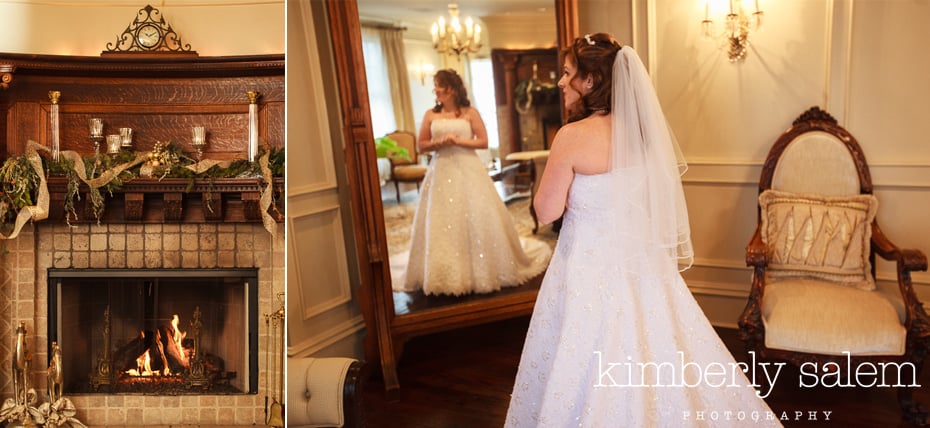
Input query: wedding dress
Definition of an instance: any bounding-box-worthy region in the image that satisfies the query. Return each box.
[397,118,552,296]
[504,45,781,427]
[504,169,781,427]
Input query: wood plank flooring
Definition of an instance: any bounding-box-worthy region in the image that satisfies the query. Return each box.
[361,316,930,427]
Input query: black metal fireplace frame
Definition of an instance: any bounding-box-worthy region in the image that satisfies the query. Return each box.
[47,268,259,394]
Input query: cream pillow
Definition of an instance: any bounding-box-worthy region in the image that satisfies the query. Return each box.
[759,190,878,290]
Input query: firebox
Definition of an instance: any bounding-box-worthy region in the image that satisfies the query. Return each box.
[48,268,259,395]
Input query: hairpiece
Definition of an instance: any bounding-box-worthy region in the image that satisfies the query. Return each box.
[584,34,595,45]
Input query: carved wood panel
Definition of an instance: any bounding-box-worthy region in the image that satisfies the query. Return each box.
[0,54,284,160]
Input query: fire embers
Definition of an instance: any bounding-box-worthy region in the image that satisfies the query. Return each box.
[107,313,232,393]
[124,315,189,377]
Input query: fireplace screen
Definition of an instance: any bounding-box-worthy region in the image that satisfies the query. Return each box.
[48,268,258,395]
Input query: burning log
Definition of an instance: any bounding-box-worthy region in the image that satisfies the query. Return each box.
[163,324,188,374]
[112,331,151,373]
[147,329,169,374]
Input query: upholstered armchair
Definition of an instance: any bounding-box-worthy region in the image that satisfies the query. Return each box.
[385,130,427,203]
[740,106,930,424]
[288,357,365,427]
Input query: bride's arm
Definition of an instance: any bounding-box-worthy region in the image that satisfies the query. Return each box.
[448,108,489,149]
[534,128,575,225]
[417,112,444,152]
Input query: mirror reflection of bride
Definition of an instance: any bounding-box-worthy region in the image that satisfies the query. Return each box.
[395,68,552,296]
[345,0,573,396]
[358,0,561,301]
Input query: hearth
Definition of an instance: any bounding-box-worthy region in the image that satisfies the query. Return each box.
[48,268,258,395]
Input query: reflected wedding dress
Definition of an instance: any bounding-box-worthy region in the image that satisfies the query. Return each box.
[397,118,552,296]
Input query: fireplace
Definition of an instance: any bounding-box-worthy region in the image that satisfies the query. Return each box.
[48,268,259,395]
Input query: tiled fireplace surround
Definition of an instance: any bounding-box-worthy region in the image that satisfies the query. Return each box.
[0,221,284,427]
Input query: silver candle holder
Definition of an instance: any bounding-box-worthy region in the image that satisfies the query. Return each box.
[191,126,207,160]
[106,134,121,155]
[89,118,104,155]
[119,127,133,150]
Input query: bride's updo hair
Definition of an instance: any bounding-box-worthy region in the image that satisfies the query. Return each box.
[562,32,623,122]
[431,69,472,113]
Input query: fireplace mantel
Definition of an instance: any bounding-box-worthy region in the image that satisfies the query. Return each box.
[0,53,284,161]
[46,176,284,224]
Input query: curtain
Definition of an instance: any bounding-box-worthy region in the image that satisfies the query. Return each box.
[360,27,396,137]
[378,27,416,133]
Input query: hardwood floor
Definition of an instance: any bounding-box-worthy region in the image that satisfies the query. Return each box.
[361,316,930,427]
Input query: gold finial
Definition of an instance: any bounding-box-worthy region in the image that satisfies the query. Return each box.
[246,90,261,104]
[49,90,61,104]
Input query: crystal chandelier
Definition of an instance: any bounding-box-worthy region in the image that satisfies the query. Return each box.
[430,3,482,58]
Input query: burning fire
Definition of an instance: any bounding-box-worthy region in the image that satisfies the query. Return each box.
[125,314,192,377]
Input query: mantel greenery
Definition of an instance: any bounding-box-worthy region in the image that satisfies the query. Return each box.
[0,142,284,237]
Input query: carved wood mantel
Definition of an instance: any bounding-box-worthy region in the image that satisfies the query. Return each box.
[0,53,284,226]
[0,53,284,160]
[45,177,284,225]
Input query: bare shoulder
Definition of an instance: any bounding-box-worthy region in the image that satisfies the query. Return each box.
[550,116,611,174]
[462,106,483,119]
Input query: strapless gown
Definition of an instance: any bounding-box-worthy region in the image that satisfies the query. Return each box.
[505,170,782,427]
[397,118,552,296]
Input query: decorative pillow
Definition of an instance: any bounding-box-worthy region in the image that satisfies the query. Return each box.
[759,189,878,290]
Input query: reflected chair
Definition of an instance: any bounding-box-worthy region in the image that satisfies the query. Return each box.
[385,130,427,203]
[740,106,930,424]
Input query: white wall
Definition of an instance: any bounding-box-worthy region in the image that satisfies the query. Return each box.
[0,0,283,56]
[578,0,930,327]
[286,1,365,358]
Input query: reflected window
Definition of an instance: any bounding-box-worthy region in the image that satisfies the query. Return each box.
[469,57,500,153]
[361,27,397,137]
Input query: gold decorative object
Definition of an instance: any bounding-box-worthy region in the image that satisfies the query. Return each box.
[701,0,764,62]
[430,2,482,58]
[264,293,284,428]
[0,322,38,427]
[140,141,179,178]
[48,91,60,161]
[47,342,63,404]
[0,64,13,91]
[12,322,30,408]
[103,4,197,55]
[247,91,261,162]
[90,306,113,390]
[185,307,210,389]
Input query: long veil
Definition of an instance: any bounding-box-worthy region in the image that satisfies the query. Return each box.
[610,46,694,273]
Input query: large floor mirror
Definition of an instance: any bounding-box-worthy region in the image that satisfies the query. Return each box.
[327,0,578,398]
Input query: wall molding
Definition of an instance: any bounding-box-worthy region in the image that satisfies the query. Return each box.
[288,315,366,357]
[681,159,930,189]
[288,206,353,321]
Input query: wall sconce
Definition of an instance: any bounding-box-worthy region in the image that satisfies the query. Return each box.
[417,60,435,86]
[702,0,763,62]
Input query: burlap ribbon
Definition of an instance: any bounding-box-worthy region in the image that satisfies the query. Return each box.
[1,141,277,240]
[0,141,50,240]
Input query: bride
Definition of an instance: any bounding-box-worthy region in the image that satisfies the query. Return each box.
[504,34,782,427]
[396,69,551,297]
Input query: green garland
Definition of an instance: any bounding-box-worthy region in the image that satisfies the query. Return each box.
[0,144,284,232]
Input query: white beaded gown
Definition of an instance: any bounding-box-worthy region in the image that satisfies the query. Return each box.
[397,118,552,296]
[505,169,782,427]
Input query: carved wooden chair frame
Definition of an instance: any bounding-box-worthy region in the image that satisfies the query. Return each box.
[740,106,930,424]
